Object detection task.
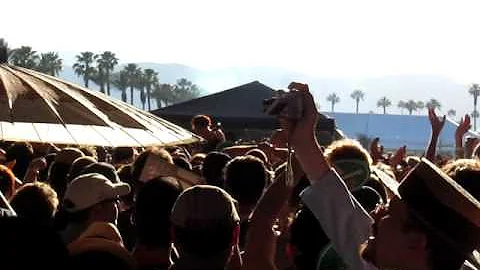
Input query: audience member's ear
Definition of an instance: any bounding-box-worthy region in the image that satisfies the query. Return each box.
[5,160,16,170]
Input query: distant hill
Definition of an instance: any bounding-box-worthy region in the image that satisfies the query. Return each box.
[59,64,472,119]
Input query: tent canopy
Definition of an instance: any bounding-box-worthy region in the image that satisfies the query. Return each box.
[152,81,278,129]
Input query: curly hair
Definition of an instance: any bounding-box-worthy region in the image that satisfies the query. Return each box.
[323,139,372,166]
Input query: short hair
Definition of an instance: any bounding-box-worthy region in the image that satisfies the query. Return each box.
[202,152,231,187]
[173,156,192,171]
[289,206,330,269]
[191,115,212,129]
[5,141,34,179]
[224,155,269,206]
[79,146,97,158]
[134,177,182,248]
[245,149,268,165]
[112,147,135,165]
[10,182,59,225]
[0,165,16,199]
[442,159,480,200]
[131,147,173,186]
[323,139,372,166]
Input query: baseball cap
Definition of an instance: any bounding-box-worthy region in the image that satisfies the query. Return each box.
[171,185,240,230]
[63,173,130,213]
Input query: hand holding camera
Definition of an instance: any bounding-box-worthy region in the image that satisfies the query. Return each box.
[263,82,319,146]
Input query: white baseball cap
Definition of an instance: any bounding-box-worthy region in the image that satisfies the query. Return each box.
[64,173,130,213]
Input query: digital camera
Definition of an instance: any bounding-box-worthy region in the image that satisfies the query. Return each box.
[263,90,304,120]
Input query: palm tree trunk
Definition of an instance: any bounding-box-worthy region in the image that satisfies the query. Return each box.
[383,106,386,114]
[356,100,359,114]
[130,86,134,105]
[331,102,334,112]
[106,70,111,96]
[84,77,89,88]
[147,86,151,111]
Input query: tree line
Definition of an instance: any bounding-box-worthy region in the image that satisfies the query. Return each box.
[0,38,200,111]
[325,90,450,115]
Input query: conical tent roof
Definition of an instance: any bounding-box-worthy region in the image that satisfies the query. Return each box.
[0,63,200,147]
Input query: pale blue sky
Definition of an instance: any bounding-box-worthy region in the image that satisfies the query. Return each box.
[3,0,480,84]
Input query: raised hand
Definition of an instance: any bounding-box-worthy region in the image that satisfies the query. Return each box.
[455,114,471,158]
[390,145,407,169]
[456,114,472,139]
[428,107,446,135]
[369,137,383,164]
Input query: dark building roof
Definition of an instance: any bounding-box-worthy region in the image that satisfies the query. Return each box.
[326,112,478,151]
[151,81,277,129]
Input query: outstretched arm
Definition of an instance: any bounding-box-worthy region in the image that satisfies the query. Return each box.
[455,115,471,158]
[425,107,446,161]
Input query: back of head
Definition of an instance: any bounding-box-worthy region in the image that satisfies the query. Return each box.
[0,216,69,270]
[324,139,372,189]
[49,147,85,199]
[134,177,182,248]
[81,162,120,183]
[442,158,480,200]
[324,138,372,165]
[10,182,59,226]
[224,155,269,207]
[202,151,231,187]
[5,141,34,179]
[112,146,135,165]
[245,148,269,165]
[170,185,240,258]
[131,147,173,186]
[173,156,193,171]
[0,164,16,199]
[289,206,330,270]
[68,156,97,182]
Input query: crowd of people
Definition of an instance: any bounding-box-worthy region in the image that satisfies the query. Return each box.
[0,82,480,270]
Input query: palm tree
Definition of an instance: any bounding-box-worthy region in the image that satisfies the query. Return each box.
[152,83,175,108]
[404,100,418,115]
[112,71,129,102]
[96,51,118,95]
[376,96,392,114]
[123,63,142,105]
[326,93,340,113]
[37,52,63,76]
[397,100,406,115]
[0,38,11,63]
[142,68,159,111]
[174,78,201,103]
[425,98,441,110]
[350,89,365,114]
[73,51,95,88]
[10,46,39,69]
[416,101,425,114]
[472,110,480,121]
[469,83,480,131]
[447,109,456,118]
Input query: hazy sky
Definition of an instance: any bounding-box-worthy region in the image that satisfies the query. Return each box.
[3,0,480,84]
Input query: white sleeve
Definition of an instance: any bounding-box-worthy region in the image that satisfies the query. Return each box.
[301,169,377,270]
